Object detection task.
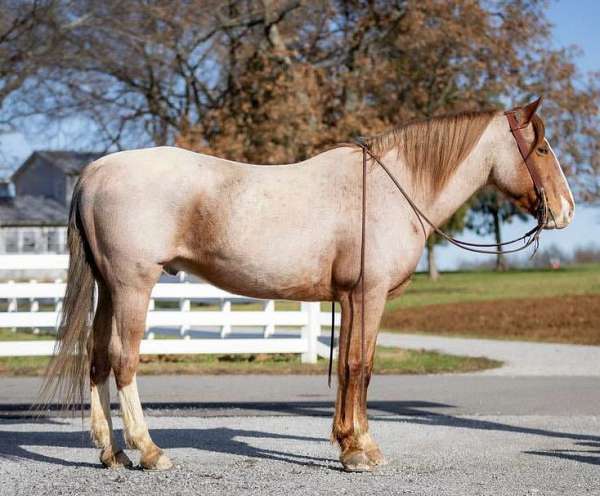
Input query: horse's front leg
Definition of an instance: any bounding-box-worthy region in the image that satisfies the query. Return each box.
[332,288,387,472]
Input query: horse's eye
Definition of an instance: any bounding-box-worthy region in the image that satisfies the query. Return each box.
[537,146,548,155]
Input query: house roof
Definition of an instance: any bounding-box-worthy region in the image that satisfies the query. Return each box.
[0,195,68,227]
[12,150,103,179]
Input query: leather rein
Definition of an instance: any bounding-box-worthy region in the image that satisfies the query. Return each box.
[328,111,550,387]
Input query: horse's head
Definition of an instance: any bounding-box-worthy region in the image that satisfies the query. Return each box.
[490,97,574,229]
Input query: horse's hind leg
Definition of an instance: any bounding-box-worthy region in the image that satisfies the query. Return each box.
[109,273,172,470]
[90,285,132,468]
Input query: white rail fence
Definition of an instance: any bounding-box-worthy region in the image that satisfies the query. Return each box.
[0,255,339,362]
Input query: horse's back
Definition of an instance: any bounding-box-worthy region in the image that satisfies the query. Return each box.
[87,146,216,178]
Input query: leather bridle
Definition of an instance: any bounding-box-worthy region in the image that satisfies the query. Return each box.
[327,110,550,387]
[504,110,547,204]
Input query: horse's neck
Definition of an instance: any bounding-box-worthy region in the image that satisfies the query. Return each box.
[428,146,491,226]
[417,132,494,230]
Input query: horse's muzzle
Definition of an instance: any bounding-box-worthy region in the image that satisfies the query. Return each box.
[543,200,574,230]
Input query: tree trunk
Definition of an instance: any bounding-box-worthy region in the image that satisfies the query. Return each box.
[427,239,439,280]
[493,209,507,271]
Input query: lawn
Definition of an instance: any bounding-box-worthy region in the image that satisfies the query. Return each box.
[381,264,600,344]
[0,328,55,341]
[386,263,600,311]
[0,346,499,376]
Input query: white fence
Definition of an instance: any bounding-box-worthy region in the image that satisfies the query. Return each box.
[0,255,339,362]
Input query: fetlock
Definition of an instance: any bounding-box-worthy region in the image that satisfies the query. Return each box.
[100,447,133,469]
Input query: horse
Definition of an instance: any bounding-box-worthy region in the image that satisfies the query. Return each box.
[40,97,574,472]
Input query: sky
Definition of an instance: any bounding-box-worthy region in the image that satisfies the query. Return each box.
[0,1,598,269]
[547,0,599,73]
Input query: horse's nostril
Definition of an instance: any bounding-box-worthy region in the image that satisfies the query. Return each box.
[558,196,574,225]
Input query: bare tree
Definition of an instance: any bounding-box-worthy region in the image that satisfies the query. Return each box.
[3,1,304,148]
[3,0,599,200]
[0,0,71,126]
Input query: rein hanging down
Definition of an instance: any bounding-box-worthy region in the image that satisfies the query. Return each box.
[327,112,550,387]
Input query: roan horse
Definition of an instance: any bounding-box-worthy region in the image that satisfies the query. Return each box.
[40,97,574,472]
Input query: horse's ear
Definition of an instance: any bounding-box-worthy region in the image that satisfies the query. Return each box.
[516,96,543,126]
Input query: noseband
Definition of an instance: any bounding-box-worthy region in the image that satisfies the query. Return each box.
[327,112,550,386]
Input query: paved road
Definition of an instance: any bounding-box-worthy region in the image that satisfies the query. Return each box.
[2,374,600,495]
[3,374,600,417]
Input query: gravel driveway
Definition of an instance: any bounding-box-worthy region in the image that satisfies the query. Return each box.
[2,373,600,495]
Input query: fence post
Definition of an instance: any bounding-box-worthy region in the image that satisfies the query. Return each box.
[29,279,39,334]
[220,299,231,338]
[53,278,63,337]
[300,302,320,363]
[7,280,16,333]
[263,300,275,337]
[177,271,190,337]
[179,293,190,337]
[53,279,63,315]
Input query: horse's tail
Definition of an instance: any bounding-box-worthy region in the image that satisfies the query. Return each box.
[37,177,96,414]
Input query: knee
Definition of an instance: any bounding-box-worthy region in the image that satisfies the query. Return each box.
[346,358,369,378]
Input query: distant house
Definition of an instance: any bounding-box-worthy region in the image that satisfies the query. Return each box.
[0,151,101,254]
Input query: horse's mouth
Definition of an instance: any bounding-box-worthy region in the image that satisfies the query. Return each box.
[543,212,573,230]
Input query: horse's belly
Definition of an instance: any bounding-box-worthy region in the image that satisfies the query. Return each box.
[163,162,338,301]
[172,246,334,302]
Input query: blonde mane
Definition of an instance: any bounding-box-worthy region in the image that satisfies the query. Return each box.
[367,110,497,194]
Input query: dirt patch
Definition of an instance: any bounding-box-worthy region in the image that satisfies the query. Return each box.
[382,294,600,345]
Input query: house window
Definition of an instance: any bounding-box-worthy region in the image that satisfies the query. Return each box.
[4,230,18,253]
[22,230,37,253]
[47,229,62,253]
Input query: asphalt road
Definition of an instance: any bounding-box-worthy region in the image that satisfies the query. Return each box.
[2,374,600,495]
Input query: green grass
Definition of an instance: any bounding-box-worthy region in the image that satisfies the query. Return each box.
[385,263,600,311]
[0,346,500,377]
[370,346,499,374]
[0,328,55,341]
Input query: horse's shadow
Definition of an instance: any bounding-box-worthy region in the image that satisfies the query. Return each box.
[524,441,600,466]
[0,424,336,469]
[2,400,600,468]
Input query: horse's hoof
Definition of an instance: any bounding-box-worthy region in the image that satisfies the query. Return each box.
[141,450,173,471]
[341,450,372,472]
[100,448,133,469]
[366,447,388,466]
